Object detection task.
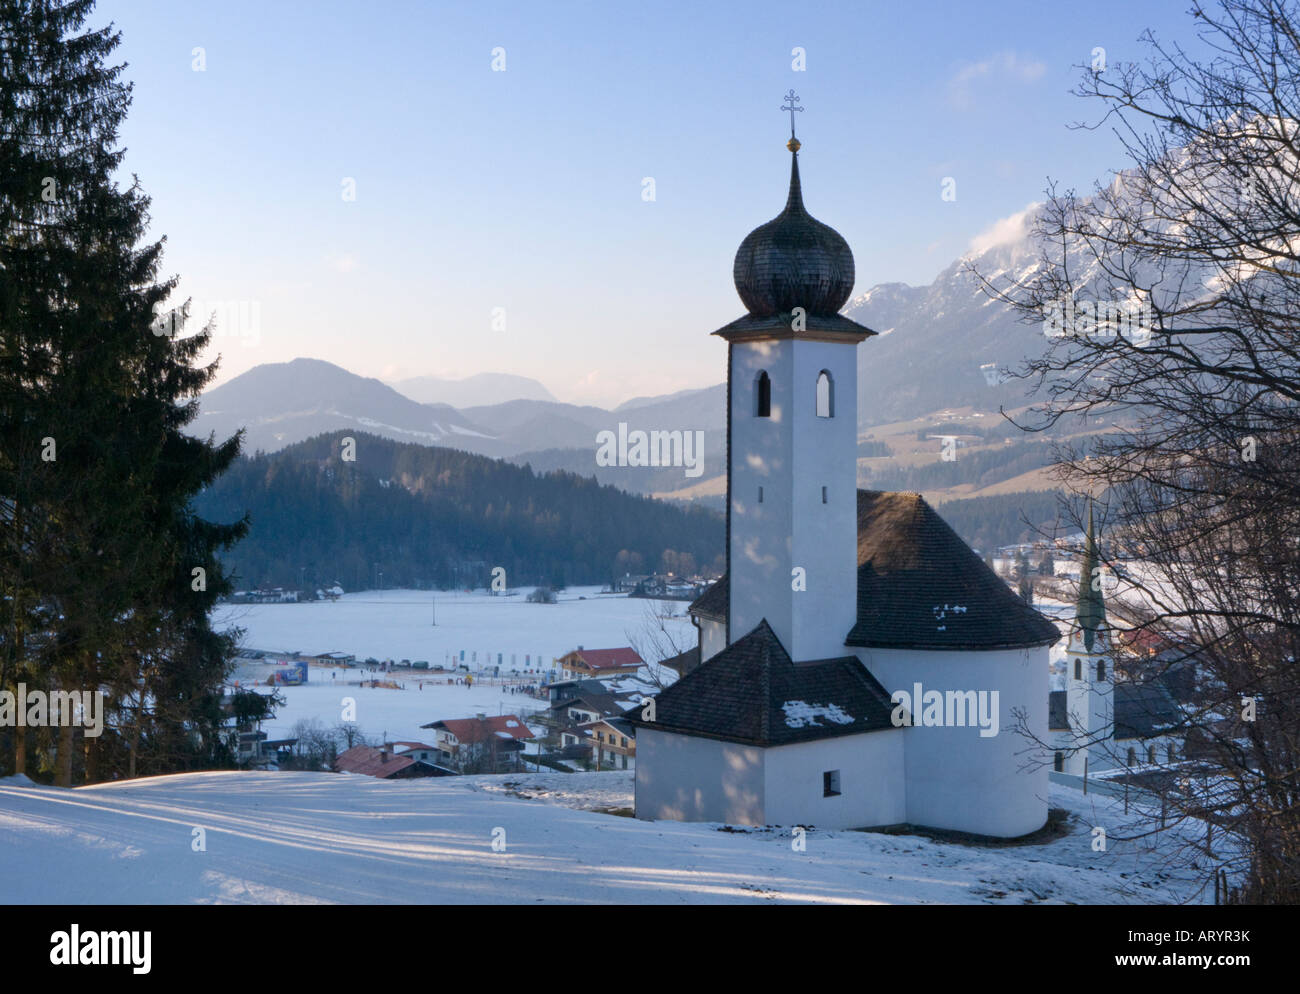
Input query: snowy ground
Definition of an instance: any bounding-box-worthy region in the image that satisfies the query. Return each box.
[212,585,692,672]
[0,770,1213,904]
[256,681,550,746]
[212,586,689,744]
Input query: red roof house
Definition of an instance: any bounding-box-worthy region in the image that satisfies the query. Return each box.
[333,744,441,779]
[557,646,644,680]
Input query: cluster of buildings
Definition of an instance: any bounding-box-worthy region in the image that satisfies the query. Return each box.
[334,714,538,778]
[610,574,713,600]
[323,646,655,778]
[227,584,345,604]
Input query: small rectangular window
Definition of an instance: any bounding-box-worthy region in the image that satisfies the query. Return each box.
[822,486,828,504]
[823,769,841,797]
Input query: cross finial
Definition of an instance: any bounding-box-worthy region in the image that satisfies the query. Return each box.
[780,89,803,152]
[780,88,803,138]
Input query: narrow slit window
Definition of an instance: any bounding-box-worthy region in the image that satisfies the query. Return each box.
[756,371,771,417]
[758,486,764,503]
[821,486,828,504]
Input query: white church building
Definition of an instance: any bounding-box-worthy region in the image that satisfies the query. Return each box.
[629,110,1061,839]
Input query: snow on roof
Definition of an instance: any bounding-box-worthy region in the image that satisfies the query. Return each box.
[782,701,855,729]
[422,715,535,741]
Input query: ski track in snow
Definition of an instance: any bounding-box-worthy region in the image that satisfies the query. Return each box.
[0,771,1209,905]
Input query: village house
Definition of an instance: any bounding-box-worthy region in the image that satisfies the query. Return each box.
[611,573,650,594]
[389,741,442,765]
[420,714,535,773]
[549,690,626,727]
[333,744,442,779]
[584,716,637,770]
[556,646,643,681]
[544,678,608,705]
[218,689,277,768]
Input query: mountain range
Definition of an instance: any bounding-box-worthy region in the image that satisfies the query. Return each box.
[191,204,1059,495]
[387,372,557,408]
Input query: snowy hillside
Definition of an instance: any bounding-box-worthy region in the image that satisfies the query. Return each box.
[0,770,1212,904]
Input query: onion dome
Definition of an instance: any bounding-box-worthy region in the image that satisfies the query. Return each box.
[732,140,856,318]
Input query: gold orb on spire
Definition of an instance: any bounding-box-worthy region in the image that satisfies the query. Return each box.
[786,136,801,152]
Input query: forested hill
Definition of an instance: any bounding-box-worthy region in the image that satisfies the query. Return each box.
[193,431,724,592]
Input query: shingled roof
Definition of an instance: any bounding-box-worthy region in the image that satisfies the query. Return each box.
[848,490,1061,651]
[690,490,1060,652]
[1114,682,1182,740]
[625,619,897,747]
[688,575,727,621]
[1048,684,1182,740]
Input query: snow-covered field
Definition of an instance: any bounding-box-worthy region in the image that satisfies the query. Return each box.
[211,586,691,744]
[0,770,1212,904]
[212,585,691,670]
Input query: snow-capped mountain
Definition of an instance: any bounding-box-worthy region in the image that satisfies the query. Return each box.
[846,204,1049,424]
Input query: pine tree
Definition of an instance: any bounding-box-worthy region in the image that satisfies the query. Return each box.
[0,0,246,782]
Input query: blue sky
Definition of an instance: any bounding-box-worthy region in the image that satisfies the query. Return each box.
[97,0,1199,406]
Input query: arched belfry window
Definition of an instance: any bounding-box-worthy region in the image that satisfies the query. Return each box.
[816,370,834,418]
[1096,659,1105,681]
[1074,658,1082,681]
[756,371,771,418]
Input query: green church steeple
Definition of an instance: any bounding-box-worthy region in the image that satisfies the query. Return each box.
[1075,501,1107,652]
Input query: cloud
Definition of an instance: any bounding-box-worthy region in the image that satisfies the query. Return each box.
[967,203,1041,255]
[948,52,1046,110]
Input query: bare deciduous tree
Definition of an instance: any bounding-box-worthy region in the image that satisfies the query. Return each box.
[976,0,1300,902]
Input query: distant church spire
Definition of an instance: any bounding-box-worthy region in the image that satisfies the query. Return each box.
[1076,501,1107,651]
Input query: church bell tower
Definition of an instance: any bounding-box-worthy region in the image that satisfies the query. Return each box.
[715,91,875,662]
[1064,502,1115,774]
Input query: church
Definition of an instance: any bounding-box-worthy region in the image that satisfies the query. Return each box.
[1049,505,1184,776]
[628,102,1061,838]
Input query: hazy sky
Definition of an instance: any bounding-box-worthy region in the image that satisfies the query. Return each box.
[96,0,1198,407]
